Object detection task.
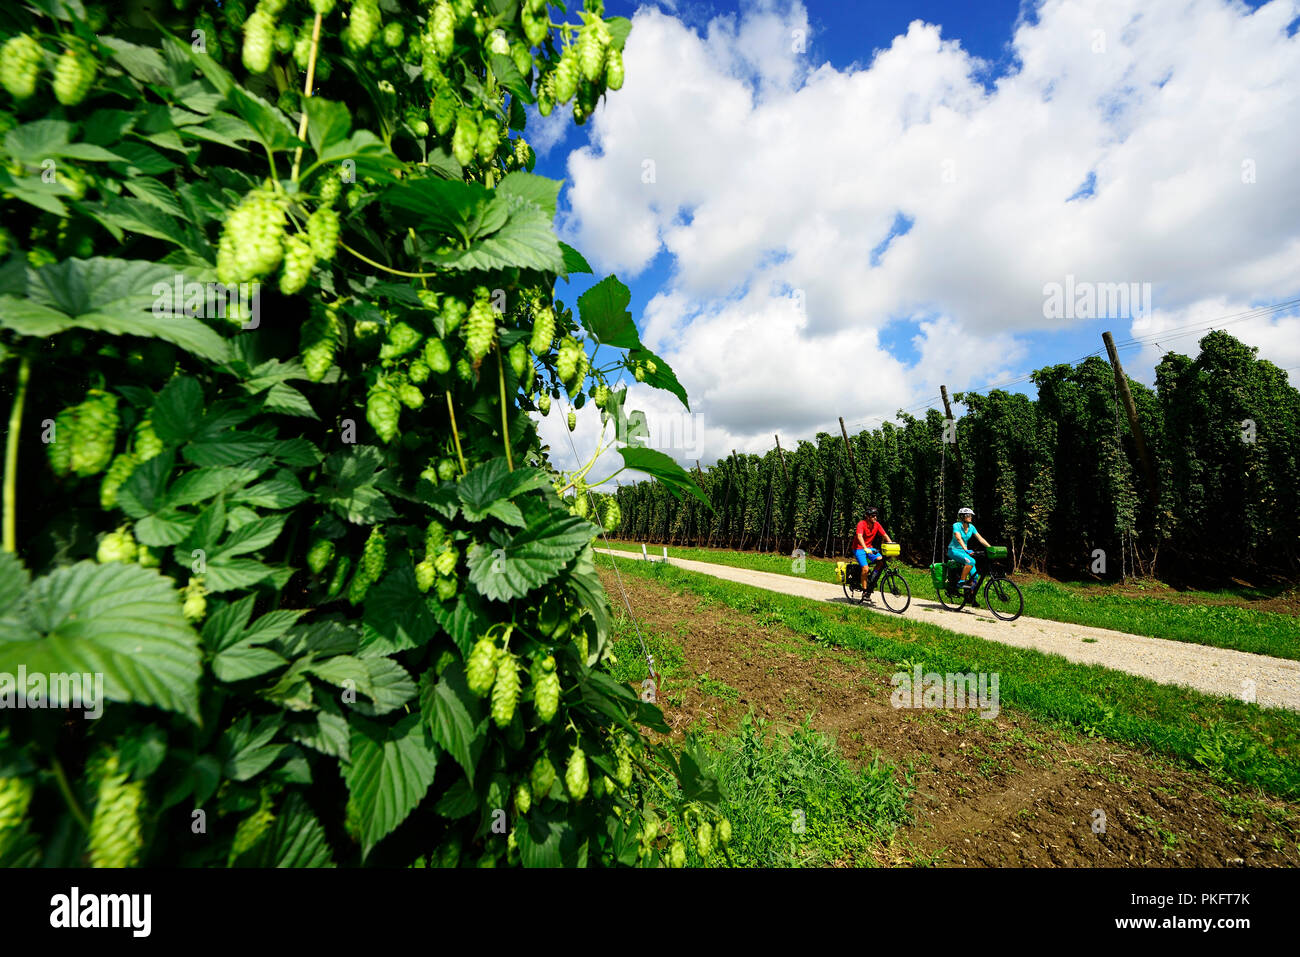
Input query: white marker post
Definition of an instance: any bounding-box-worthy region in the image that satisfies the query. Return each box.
[641,544,647,561]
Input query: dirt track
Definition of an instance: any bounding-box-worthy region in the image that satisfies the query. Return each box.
[595,549,1300,712]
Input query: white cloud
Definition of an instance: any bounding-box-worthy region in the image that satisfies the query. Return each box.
[557,0,1300,460]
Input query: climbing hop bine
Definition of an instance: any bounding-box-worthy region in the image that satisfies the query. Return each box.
[561,400,660,705]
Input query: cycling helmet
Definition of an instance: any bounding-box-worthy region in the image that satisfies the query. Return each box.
[957,507,974,517]
[865,506,878,517]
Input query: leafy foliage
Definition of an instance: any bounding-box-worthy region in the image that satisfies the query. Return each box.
[0,0,716,868]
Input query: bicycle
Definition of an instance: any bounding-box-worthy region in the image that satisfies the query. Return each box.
[838,543,911,614]
[931,546,1023,622]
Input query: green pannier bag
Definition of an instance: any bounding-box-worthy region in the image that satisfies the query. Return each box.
[986,546,1007,560]
[929,562,944,588]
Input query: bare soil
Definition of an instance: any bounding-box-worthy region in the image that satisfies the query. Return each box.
[601,568,1300,868]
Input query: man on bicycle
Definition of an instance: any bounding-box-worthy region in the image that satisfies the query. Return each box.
[854,507,893,597]
[949,506,991,593]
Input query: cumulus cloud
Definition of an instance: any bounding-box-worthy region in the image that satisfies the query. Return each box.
[555,0,1300,464]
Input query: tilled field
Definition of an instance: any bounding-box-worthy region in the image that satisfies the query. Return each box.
[599,568,1300,867]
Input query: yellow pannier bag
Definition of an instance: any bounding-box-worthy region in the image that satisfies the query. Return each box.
[881,543,901,558]
[835,561,847,584]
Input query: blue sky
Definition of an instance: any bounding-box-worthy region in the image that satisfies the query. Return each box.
[527,0,1300,469]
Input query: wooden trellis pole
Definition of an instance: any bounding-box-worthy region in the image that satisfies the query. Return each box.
[940,385,964,491]
[1102,332,1159,501]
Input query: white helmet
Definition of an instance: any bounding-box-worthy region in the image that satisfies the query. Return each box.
[957,507,974,517]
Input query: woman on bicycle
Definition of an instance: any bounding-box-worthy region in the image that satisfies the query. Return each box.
[949,506,990,592]
[854,507,893,596]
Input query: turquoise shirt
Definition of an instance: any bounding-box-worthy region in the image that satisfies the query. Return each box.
[951,522,978,551]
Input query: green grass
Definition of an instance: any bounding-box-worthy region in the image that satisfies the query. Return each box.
[700,714,911,867]
[600,552,1300,799]
[599,541,1300,660]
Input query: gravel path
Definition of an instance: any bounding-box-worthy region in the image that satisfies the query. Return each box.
[596,549,1300,712]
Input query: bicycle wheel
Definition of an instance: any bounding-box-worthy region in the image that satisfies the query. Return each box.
[935,569,967,611]
[983,576,1023,622]
[878,569,911,614]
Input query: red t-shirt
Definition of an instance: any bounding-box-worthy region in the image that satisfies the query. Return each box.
[856,520,885,548]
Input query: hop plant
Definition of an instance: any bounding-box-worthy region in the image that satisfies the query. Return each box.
[669,841,686,868]
[509,340,529,380]
[87,753,144,868]
[490,653,520,727]
[415,559,436,592]
[514,783,531,816]
[306,538,335,574]
[567,410,576,432]
[279,234,316,295]
[602,497,621,531]
[605,46,624,90]
[300,301,343,381]
[520,0,549,46]
[717,818,732,846]
[533,667,560,723]
[44,409,73,477]
[134,419,164,461]
[554,45,579,103]
[430,0,455,59]
[476,116,500,162]
[463,292,498,367]
[361,525,387,581]
[435,457,457,482]
[513,136,534,169]
[433,544,458,576]
[431,85,457,135]
[383,21,404,47]
[529,306,555,354]
[538,392,552,415]
[97,527,137,567]
[242,9,276,73]
[344,0,381,52]
[398,382,424,410]
[380,322,423,360]
[217,188,286,285]
[466,637,498,697]
[577,23,606,84]
[0,35,43,101]
[366,387,401,443]
[0,776,34,844]
[182,577,207,623]
[52,42,98,106]
[442,296,468,332]
[696,821,713,859]
[319,173,343,206]
[593,383,609,408]
[565,746,589,801]
[100,453,139,510]
[530,755,557,798]
[70,390,119,477]
[423,337,452,374]
[452,109,478,166]
[615,745,632,788]
[307,207,340,261]
[556,336,582,386]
